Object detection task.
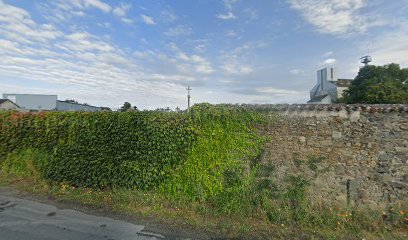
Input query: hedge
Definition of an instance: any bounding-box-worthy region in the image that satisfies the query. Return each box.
[0,104,265,197]
[0,111,195,189]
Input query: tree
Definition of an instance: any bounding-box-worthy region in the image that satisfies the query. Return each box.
[64,99,78,104]
[119,102,132,112]
[343,63,408,104]
[101,107,112,111]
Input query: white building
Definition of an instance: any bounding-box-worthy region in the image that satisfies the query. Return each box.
[2,93,102,112]
[308,68,353,104]
[3,93,57,111]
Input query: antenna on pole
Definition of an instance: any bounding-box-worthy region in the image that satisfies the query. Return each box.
[186,85,192,111]
[360,43,372,67]
[360,55,372,67]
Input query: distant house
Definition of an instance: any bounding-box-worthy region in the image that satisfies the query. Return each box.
[308,67,353,104]
[0,99,21,111]
[2,93,102,112]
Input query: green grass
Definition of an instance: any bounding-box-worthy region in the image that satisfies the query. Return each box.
[1,168,407,240]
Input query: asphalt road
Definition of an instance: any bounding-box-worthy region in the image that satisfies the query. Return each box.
[0,190,166,240]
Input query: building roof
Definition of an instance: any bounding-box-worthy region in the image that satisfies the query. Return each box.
[57,100,101,109]
[0,99,20,107]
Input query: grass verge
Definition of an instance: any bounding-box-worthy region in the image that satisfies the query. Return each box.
[1,171,407,239]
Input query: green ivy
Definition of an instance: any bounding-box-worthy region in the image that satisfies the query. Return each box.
[0,104,266,197]
[0,111,194,189]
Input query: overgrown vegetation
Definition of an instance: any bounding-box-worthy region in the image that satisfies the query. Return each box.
[0,111,194,189]
[343,63,408,104]
[0,104,407,239]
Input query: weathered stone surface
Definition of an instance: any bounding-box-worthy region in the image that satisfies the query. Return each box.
[400,123,408,130]
[391,181,408,189]
[332,131,342,139]
[262,106,408,209]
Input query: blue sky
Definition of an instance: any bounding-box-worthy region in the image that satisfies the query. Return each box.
[1,0,407,109]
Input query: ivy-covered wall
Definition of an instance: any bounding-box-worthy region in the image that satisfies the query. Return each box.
[0,104,265,200]
[0,111,194,189]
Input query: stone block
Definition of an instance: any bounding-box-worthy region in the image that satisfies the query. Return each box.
[391,181,408,189]
[332,131,342,139]
[335,165,346,175]
[399,123,408,130]
[395,147,408,154]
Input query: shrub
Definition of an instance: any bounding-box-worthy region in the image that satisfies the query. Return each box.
[0,104,266,195]
[0,111,195,189]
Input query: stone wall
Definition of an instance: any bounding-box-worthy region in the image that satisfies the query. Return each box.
[259,104,408,208]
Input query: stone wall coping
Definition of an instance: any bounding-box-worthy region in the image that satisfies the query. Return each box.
[241,104,408,113]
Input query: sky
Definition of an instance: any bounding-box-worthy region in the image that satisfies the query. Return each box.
[0,0,408,110]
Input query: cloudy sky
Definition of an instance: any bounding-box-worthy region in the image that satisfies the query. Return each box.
[0,0,407,109]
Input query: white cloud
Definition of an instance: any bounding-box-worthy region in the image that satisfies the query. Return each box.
[225,30,238,37]
[83,0,112,13]
[194,44,206,53]
[321,58,337,65]
[323,51,334,57]
[289,69,304,75]
[368,24,408,67]
[133,50,155,60]
[218,41,266,76]
[255,87,301,97]
[164,25,192,37]
[40,0,116,23]
[217,0,239,20]
[161,11,178,22]
[0,1,209,109]
[287,0,385,35]
[222,0,239,10]
[113,3,131,17]
[172,50,214,74]
[243,7,258,20]
[0,2,62,44]
[217,12,237,20]
[141,14,156,25]
[121,18,133,24]
[221,63,253,75]
[97,22,112,28]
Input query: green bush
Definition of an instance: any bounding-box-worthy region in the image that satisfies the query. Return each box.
[0,111,195,189]
[1,148,49,178]
[160,104,266,202]
[0,104,266,195]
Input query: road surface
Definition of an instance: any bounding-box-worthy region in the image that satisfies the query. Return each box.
[0,189,167,240]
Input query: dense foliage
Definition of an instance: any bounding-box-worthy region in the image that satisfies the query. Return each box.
[0,104,265,199]
[0,111,194,189]
[161,103,266,201]
[343,63,408,103]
